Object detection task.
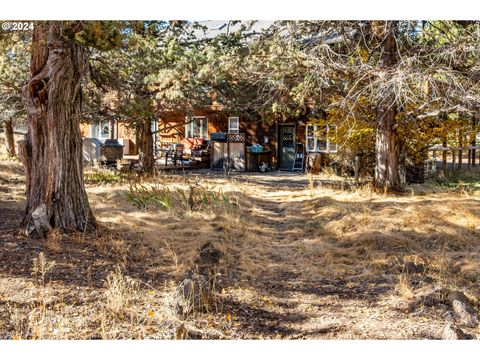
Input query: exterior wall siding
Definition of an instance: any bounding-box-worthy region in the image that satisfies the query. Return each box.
[80,113,309,168]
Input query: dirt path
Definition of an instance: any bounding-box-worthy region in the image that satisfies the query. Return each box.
[214,179,463,339]
[1,163,479,339]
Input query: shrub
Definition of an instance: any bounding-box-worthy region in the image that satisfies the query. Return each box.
[126,182,230,213]
[84,169,128,185]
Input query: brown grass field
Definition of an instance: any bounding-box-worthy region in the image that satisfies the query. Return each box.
[1,158,480,339]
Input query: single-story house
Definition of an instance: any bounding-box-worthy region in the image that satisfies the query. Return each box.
[80,108,337,172]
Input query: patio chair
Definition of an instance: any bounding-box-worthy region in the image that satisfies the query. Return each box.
[167,144,185,168]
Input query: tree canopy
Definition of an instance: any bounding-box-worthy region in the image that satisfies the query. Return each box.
[2,20,480,191]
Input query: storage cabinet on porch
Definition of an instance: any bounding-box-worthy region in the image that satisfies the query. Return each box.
[211,133,246,172]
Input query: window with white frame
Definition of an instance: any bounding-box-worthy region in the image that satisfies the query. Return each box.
[185,117,208,139]
[228,117,239,133]
[306,124,337,153]
[91,122,111,140]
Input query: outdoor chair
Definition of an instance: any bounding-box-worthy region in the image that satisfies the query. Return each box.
[167,144,185,168]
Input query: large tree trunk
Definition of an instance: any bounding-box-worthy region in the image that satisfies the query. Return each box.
[375,113,402,190]
[20,22,96,236]
[4,119,16,158]
[472,117,477,167]
[138,118,154,173]
[373,21,403,191]
[442,138,448,171]
[458,129,463,169]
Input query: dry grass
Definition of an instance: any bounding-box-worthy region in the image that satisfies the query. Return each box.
[1,161,480,339]
[396,274,414,300]
[103,266,140,315]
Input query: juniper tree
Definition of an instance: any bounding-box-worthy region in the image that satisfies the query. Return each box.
[19,21,122,235]
[234,21,480,190]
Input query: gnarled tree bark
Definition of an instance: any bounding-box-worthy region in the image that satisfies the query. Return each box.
[20,22,96,236]
[137,118,154,173]
[373,21,403,191]
[471,117,476,167]
[4,119,16,158]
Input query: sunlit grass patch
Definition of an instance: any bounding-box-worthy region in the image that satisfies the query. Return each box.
[126,182,231,213]
[83,168,129,185]
[433,168,480,192]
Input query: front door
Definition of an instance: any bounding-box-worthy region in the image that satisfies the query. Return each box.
[278,124,296,170]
